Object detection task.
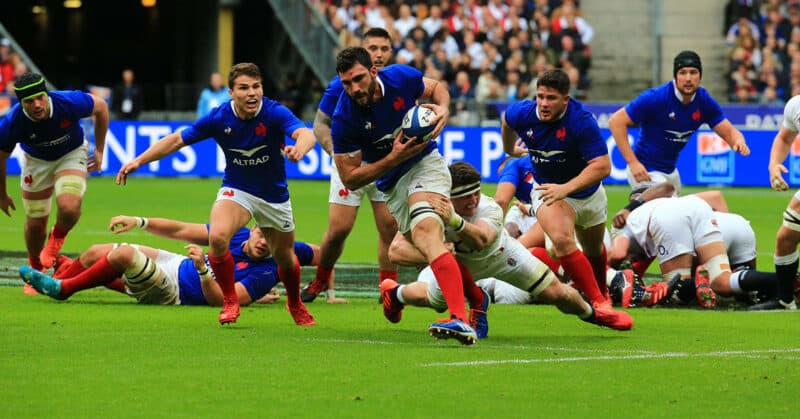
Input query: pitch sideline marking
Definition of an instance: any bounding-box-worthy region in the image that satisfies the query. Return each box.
[420,348,800,367]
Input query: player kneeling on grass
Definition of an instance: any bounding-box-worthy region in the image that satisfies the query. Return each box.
[383,162,633,342]
[19,215,323,308]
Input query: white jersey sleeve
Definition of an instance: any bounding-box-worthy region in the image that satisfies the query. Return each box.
[782,95,800,132]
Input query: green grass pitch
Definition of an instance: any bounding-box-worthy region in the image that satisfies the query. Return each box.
[1,176,798,417]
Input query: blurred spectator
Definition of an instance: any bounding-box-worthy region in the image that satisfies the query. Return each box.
[196,72,230,118]
[726,15,761,45]
[421,4,444,37]
[552,2,594,46]
[111,68,143,120]
[394,4,417,38]
[364,0,387,30]
[0,38,14,93]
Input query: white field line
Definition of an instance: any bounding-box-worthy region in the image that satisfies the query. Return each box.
[420,348,800,367]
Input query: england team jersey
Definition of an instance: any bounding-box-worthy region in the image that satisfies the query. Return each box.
[445,194,505,258]
[504,98,607,199]
[0,90,94,160]
[331,64,437,192]
[177,226,314,305]
[498,157,535,204]
[318,76,343,117]
[626,81,725,173]
[181,98,306,203]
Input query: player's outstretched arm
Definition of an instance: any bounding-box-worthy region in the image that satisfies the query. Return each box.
[0,151,15,217]
[109,215,209,244]
[713,119,750,157]
[609,108,650,182]
[284,127,317,163]
[88,93,110,173]
[116,131,186,185]
[768,125,796,191]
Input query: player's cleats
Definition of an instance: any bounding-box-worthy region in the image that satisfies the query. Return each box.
[694,265,717,309]
[39,227,66,269]
[468,288,490,339]
[748,299,798,311]
[379,279,404,323]
[428,318,477,345]
[219,296,240,325]
[609,269,635,308]
[666,273,686,304]
[19,266,64,299]
[644,281,669,306]
[794,273,800,306]
[287,301,316,326]
[586,307,633,331]
[300,279,328,303]
[53,255,75,279]
[592,299,612,310]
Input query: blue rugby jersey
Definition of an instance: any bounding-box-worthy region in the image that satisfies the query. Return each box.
[625,81,725,173]
[181,98,306,203]
[498,157,535,204]
[331,64,437,192]
[504,98,607,199]
[318,76,343,117]
[178,226,314,305]
[0,90,94,160]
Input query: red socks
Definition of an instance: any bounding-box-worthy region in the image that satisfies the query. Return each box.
[278,258,301,304]
[59,255,120,298]
[208,251,236,300]
[588,247,609,296]
[28,255,43,272]
[379,269,398,283]
[559,249,605,304]
[52,224,69,240]
[430,252,467,321]
[531,247,562,274]
[315,266,334,283]
[54,259,87,279]
[457,261,485,309]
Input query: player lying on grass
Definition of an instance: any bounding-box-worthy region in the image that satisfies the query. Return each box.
[383,162,633,343]
[19,215,344,307]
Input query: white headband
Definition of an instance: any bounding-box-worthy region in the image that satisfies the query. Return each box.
[451,181,481,198]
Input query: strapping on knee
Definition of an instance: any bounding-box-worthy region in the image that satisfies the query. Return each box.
[122,247,163,292]
[409,201,443,231]
[22,197,52,218]
[782,207,800,232]
[54,175,86,197]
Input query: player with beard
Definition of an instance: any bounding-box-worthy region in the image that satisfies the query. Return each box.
[608,50,749,194]
[116,63,317,326]
[302,27,398,303]
[331,47,485,344]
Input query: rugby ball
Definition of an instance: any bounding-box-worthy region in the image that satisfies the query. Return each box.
[401,105,437,143]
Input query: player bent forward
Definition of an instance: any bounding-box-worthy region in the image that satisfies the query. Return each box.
[20,215,322,307]
[384,162,633,337]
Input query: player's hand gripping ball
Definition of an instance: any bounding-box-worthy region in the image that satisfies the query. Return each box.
[401,106,437,144]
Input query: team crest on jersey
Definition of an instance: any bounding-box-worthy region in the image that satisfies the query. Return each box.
[60,119,71,129]
[29,133,37,140]
[364,121,373,130]
[556,126,566,140]
[338,188,349,197]
[526,128,534,138]
[224,127,232,135]
[255,122,267,137]
[393,96,406,111]
[507,257,516,267]
[236,261,248,270]
[711,218,718,227]
[668,112,675,120]
[692,109,701,121]
[23,174,33,185]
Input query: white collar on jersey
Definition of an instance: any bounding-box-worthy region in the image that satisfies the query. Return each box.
[672,80,696,103]
[535,101,567,121]
[230,98,263,120]
[375,73,386,100]
[21,95,54,122]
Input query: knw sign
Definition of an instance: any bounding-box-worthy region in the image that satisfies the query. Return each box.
[2,121,792,188]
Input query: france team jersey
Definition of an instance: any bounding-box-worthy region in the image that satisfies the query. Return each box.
[504,98,607,199]
[177,226,314,305]
[331,64,437,192]
[318,76,343,117]
[626,81,725,173]
[181,98,306,203]
[498,157,535,204]
[0,90,94,160]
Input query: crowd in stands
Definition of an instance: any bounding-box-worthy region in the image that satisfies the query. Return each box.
[0,38,31,115]
[314,0,594,122]
[724,0,800,105]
